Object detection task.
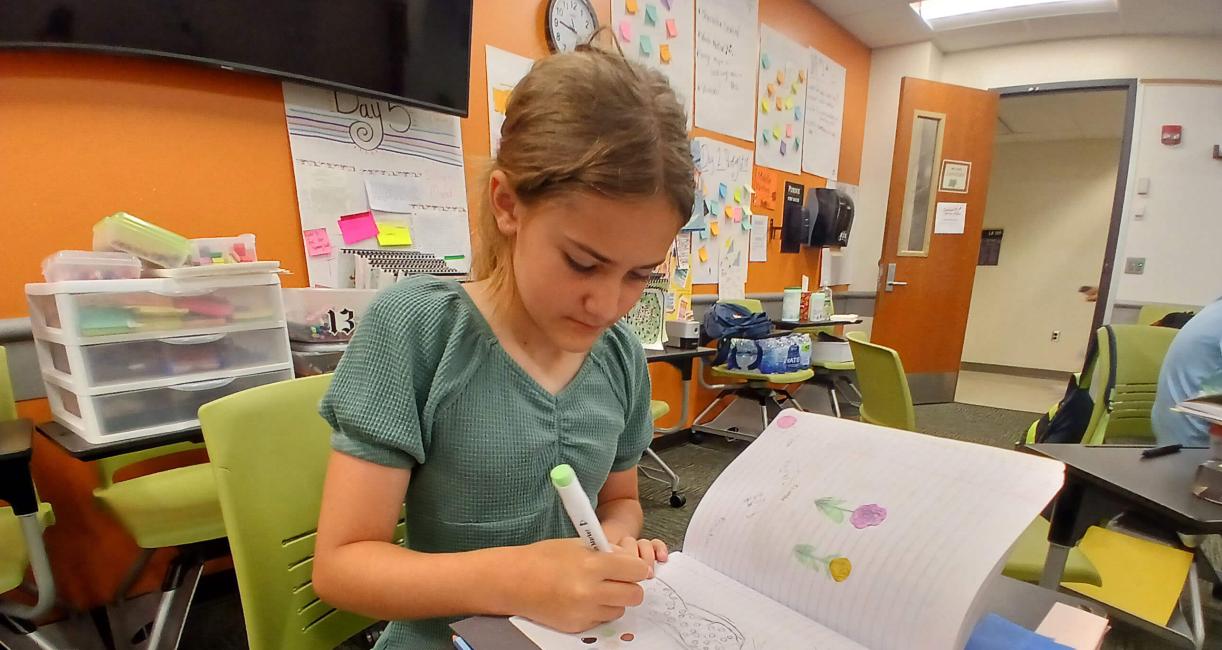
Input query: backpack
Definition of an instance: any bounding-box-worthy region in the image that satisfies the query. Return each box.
[700,302,773,365]
[1025,325,1117,444]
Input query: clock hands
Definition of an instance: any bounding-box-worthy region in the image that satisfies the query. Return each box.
[559,19,578,35]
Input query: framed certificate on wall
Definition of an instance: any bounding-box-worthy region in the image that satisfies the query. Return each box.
[939,159,972,193]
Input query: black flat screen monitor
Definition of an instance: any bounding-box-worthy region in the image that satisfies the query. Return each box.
[0,0,474,117]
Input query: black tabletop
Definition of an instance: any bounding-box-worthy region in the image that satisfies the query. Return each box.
[1028,444,1222,532]
[36,421,204,462]
[772,318,863,330]
[644,345,716,363]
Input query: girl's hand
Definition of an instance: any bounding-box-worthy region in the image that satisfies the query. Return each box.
[511,538,650,633]
[616,536,669,577]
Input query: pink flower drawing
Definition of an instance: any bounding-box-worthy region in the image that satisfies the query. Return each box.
[849,504,887,529]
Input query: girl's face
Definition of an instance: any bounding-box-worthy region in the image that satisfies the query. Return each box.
[495,184,680,353]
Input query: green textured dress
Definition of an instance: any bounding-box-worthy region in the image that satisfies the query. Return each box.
[319,275,654,649]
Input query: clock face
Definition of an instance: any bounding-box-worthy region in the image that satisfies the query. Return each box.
[547,0,598,53]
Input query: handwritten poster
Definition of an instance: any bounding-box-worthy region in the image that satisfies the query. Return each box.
[749,214,769,262]
[756,26,809,174]
[751,166,779,211]
[692,138,754,296]
[934,202,968,235]
[283,83,471,287]
[802,48,846,180]
[694,0,759,141]
[485,46,535,157]
[614,0,695,129]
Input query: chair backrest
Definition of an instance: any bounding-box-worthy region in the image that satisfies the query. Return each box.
[1082,324,1178,444]
[198,374,388,650]
[845,332,915,431]
[0,347,17,422]
[93,441,207,489]
[1137,303,1200,326]
[721,298,764,313]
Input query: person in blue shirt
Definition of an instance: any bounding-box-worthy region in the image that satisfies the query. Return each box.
[1153,300,1222,446]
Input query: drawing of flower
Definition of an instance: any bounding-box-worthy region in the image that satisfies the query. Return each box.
[850,504,887,529]
[793,544,852,583]
[816,497,887,529]
[829,557,852,582]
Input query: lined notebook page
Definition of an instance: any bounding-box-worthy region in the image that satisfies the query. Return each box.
[512,552,868,650]
[682,410,1065,650]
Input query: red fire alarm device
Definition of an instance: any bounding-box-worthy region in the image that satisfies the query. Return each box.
[1162,125,1183,145]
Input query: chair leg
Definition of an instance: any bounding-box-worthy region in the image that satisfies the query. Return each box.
[691,390,730,428]
[1188,560,1205,650]
[114,549,156,603]
[828,386,842,418]
[641,448,686,508]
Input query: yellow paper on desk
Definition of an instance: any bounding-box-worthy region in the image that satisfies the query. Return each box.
[376,222,413,247]
[1064,526,1192,626]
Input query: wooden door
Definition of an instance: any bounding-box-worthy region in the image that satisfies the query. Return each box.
[871,77,999,403]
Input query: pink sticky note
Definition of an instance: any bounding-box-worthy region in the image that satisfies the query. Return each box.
[619,19,632,42]
[303,228,332,257]
[732,206,743,222]
[338,211,379,244]
[786,123,794,138]
[666,18,678,38]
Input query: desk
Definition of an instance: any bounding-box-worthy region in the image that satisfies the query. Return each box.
[771,317,863,330]
[451,576,1105,649]
[1029,443,1222,648]
[36,421,203,462]
[644,345,716,436]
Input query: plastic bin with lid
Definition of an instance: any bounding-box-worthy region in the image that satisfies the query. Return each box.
[26,274,285,342]
[43,367,293,444]
[290,341,348,377]
[93,212,191,268]
[282,288,377,342]
[190,234,258,266]
[42,251,142,283]
[37,327,291,391]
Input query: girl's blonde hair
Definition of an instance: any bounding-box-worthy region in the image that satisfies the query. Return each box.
[473,45,695,293]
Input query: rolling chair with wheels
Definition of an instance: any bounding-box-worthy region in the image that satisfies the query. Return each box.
[0,421,59,650]
[198,375,402,650]
[691,299,813,442]
[843,332,1102,587]
[638,400,686,508]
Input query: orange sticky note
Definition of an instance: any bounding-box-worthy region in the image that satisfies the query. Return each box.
[492,87,512,114]
[777,69,785,84]
[709,221,720,236]
[775,96,784,111]
[766,83,776,97]
[698,246,709,263]
[660,43,671,63]
[666,18,678,38]
[626,0,638,13]
[724,205,733,218]
[798,68,807,83]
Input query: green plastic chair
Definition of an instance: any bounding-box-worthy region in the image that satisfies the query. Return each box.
[842,335,1100,586]
[844,332,915,431]
[795,325,860,418]
[639,401,686,507]
[692,299,814,441]
[1081,325,1178,445]
[1137,303,1199,326]
[199,374,404,650]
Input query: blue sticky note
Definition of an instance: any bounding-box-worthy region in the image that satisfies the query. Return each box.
[645,4,658,25]
[794,106,802,120]
[794,137,801,150]
[704,198,714,215]
[640,34,653,55]
[761,129,770,143]
[966,613,1071,650]
[699,227,709,240]
[718,182,728,199]
[742,218,751,231]
[761,53,770,69]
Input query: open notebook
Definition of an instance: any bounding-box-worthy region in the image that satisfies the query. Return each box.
[511,410,1065,650]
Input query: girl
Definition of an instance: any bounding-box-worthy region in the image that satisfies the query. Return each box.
[312,45,695,649]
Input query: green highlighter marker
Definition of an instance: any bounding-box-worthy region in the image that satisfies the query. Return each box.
[551,464,613,552]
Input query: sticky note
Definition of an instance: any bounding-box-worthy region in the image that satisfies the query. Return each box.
[645,4,658,24]
[777,69,785,84]
[799,68,807,83]
[766,83,776,97]
[492,87,513,113]
[303,228,332,257]
[640,35,652,55]
[660,43,671,63]
[338,211,379,244]
[699,227,709,240]
[698,246,709,262]
[761,53,770,69]
[718,182,728,199]
[760,98,770,114]
[772,126,781,140]
[780,140,788,156]
[626,0,637,13]
[786,123,794,138]
[619,19,632,41]
[794,137,801,150]
[776,96,784,111]
[792,82,800,95]
[794,106,802,120]
[376,222,413,246]
[662,0,672,8]
[666,18,678,38]
[742,217,752,231]
[733,206,743,221]
[723,205,733,218]
[704,198,715,215]
[710,221,720,236]
[733,188,743,204]
[745,184,756,196]
[785,97,794,110]
[761,129,770,143]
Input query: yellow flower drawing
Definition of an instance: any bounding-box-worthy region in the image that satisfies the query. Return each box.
[829,557,852,582]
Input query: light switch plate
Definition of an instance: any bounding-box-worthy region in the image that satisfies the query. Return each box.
[1137,177,1151,195]
[1134,205,1146,220]
[1125,257,1147,275]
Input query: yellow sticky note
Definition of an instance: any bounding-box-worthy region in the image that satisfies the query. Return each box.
[733,188,743,204]
[709,221,720,236]
[660,43,671,63]
[626,0,637,13]
[492,87,512,114]
[376,222,413,247]
[785,97,795,111]
[760,98,770,114]
[698,246,709,263]
[772,126,781,140]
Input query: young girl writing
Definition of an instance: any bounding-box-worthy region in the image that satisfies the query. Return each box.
[312,45,695,649]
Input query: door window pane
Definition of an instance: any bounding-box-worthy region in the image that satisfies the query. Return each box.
[898,113,944,256]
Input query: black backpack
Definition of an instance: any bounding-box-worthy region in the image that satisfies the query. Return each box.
[700,302,773,365]
[1026,325,1117,445]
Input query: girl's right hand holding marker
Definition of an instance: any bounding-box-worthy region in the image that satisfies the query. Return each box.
[508,538,651,633]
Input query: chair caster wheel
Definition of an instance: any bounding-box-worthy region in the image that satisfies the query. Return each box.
[690,431,705,444]
[669,493,687,508]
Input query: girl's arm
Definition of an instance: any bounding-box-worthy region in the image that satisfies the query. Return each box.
[312,451,652,632]
[597,467,669,571]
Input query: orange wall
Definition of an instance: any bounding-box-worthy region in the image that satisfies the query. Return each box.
[0,0,869,608]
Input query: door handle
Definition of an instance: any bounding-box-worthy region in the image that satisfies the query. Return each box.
[884,263,908,292]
